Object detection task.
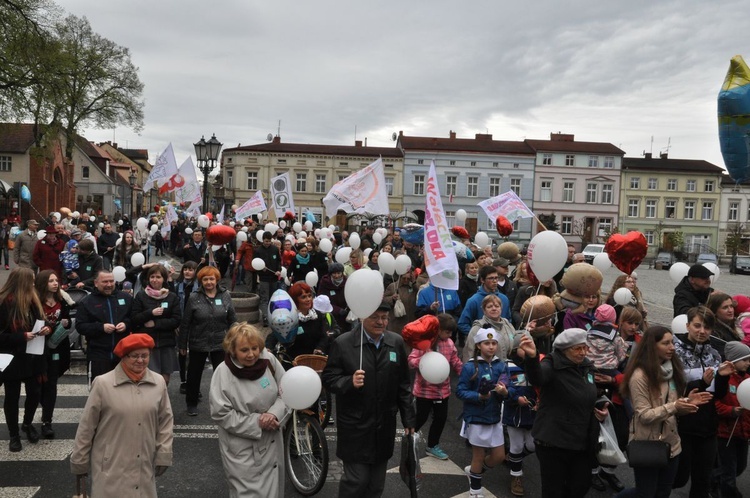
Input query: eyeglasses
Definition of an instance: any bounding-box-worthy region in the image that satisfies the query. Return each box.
[127,353,150,361]
[368,315,389,323]
[569,345,589,353]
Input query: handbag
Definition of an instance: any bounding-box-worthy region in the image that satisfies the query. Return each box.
[626,390,671,468]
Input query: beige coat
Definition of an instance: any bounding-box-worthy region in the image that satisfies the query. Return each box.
[209,350,289,498]
[384,279,421,333]
[70,365,174,497]
[12,230,37,269]
[628,368,682,458]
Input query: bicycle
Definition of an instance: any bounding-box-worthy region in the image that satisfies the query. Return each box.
[273,346,333,428]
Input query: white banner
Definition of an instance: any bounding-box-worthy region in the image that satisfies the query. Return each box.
[174,157,202,206]
[270,172,295,217]
[322,157,389,218]
[144,143,179,192]
[424,161,459,290]
[235,191,267,221]
[217,204,225,224]
[163,204,178,232]
[477,190,535,224]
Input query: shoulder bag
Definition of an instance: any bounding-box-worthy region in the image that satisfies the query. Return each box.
[626,389,671,468]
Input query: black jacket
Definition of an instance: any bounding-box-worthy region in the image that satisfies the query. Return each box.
[76,252,104,288]
[322,325,415,464]
[178,240,207,265]
[0,300,42,380]
[673,277,712,317]
[288,256,316,283]
[254,243,281,281]
[75,289,133,362]
[131,290,182,348]
[97,231,120,259]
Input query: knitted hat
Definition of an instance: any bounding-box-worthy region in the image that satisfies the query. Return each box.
[734,295,750,315]
[687,264,713,278]
[594,304,617,324]
[474,327,497,344]
[725,341,750,363]
[113,333,155,358]
[553,328,588,350]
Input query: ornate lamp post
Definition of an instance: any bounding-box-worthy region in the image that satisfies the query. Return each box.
[194,134,222,214]
[128,168,137,219]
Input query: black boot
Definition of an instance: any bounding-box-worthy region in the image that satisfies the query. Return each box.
[22,423,39,443]
[41,423,55,439]
[9,435,21,452]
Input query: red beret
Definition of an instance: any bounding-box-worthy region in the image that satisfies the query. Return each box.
[113,333,155,358]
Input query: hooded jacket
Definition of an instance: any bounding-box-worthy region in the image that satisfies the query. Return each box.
[673,276,712,317]
[75,289,133,362]
[456,355,509,425]
[457,286,511,336]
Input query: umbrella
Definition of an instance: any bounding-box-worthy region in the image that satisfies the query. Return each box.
[0,179,12,196]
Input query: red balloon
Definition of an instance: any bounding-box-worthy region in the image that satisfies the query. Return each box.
[206,212,213,221]
[496,215,513,237]
[284,210,296,220]
[604,232,647,275]
[401,315,440,351]
[206,225,236,245]
[451,226,470,239]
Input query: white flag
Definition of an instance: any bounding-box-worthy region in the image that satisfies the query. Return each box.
[477,190,535,224]
[322,157,389,218]
[163,204,178,231]
[424,161,459,290]
[270,172,295,216]
[235,191,267,221]
[185,201,202,218]
[217,204,225,224]
[174,158,202,206]
[143,144,179,192]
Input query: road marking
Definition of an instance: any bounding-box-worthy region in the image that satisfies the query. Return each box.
[0,440,74,461]
[0,487,39,498]
[0,408,83,425]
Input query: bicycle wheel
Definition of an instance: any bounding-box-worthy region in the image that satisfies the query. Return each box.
[317,386,332,428]
[285,412,329,496]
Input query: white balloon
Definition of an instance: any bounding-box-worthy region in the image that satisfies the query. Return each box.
[98,222,104,228]
[298,231,307,239]
[198,215,210,228]
[363,248,372,259]
[378,252,396,275]
[419,351,451,384]
[737,378,750,409]
[185,227,193,235]
[150,224,158,235]
[236,231,248,242]
[319,228,329,239]
[251,258,266,271]
[669,262,690,283]
[118,220,124,226]
[455,209,467,223]
[345,269,385,320]
[373,233,383,245]
[305,271,319,287]
[474,231,490,249]
[52,212,61,222]
[285,234,296,243]
[90,215,96,222]
[136,217,148,230]
[293,222,302,233]
[527,231,568,282]
[279,220,287,229]
[395,254,412,275]
[72,211,80,218]
[264,223,275,233]
[256,230,265,242]
[319,238,332,253]
[131,252,145,267]
[328,224,336,232]
[671,314,688,336]
[349,232,361,250]
[296,237,307,245]
[113,266,127,283]
[229,221,235,227]
[37,230,46,240]
[211,245,221,251]
[279,366,322,410]
[241,226,249,232]
[304,220,313,231]
[703,262,721,284]
[613,287,633,306]
[231,204,238,210]
[335,247,352,265]
[593,252,611,273]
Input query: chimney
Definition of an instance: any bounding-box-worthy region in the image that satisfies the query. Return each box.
[355,140,363,147]
[644,152,652,159]
[660,152,668,159]
[449,130,456,139]
[475,133,492,140]
[550,133,574,142]
[112,142,118,149]
[272,136,281,144]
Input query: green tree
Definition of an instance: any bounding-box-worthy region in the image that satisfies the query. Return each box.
[537,213,559,232]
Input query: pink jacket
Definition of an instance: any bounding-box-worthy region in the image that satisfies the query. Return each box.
[408,338,463,399]
[736,312,750,347]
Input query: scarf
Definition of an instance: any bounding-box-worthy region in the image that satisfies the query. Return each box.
[299,308,318,322]
[296,252,310,265]
[145,286,170,300]
[466,273,478,281]
[660,360,673,381]
[120,361,146,382]
[224,352,270,380]
[332,277,344,286]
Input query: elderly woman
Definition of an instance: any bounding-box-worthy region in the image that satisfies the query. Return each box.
[463,294,516,363]
[71,334,174,497]
[383,268,421,333]
[178,266,236,417]
[210,322,289,497]
[518,329,609,498]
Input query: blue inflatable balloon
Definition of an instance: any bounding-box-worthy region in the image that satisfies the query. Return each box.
[400,223,424,245]
[718,55,750,183]
[268,289,298,343]
[20,185,31,202]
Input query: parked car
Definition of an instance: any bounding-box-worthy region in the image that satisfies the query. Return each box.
[731,255,750,275]
[696,253,718,265]
[582,244,606,264]
[654,251,676,269]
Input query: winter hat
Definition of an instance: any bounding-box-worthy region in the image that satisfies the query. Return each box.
[313,295,333,313]
[594,304,617,324]
[725,341,750,363]
[553,328,588,350]
[687,264,713,278]
[65,240,78,251]
[113,333,155,358]
[474,327,497,344]
[328,262,344,274]
[733,295,750,315]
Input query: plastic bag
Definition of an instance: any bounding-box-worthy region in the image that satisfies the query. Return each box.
[346,310,358,323]
[394,299,406,318]
[399,432,422,497]
[597,414,627,466]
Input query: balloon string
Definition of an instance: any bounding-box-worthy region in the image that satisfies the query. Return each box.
[439,288,446,315]
[726,417,740,446]
[523,282,543,327]
[359,319,363,371]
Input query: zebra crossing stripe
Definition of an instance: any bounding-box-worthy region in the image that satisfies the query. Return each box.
[0,487,40,498]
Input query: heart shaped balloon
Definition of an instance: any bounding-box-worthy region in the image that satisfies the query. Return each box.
[451,226,470,239]
[496,215,513,237]
[604,232,647,275]
[401,315,440,351]
[206,224,236,245]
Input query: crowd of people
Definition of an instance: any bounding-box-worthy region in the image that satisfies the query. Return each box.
[1,208,750,497]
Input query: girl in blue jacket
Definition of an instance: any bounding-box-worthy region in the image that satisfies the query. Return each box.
[456,327,509,497]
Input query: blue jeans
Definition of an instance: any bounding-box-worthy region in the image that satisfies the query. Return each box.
[616,455,680,498]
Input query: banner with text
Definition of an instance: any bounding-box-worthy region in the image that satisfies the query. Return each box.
[477,190,535,224]
[322,157,389,218]
[235,190,267,220]
[270,172,295,217]
[424,161,459,290]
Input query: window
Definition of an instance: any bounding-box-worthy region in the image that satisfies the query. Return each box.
[82,166,89,179]
[665,200,676,218]
[227,157,233,164]
[630,177,640,189]
[588,156,599,168]
[563,181,574,202]
[385,177,394,196]
[561,216,573,235]
[645,200,657,218]
[684,200,695,220]
[295,173,306,192]
[315,174,326,193]
[277,159,286,165]
[513,163,519,169]
[417,159,424,165]
[317,161,326,166]
[446,175,457,196]
[385,163,393,169]
[226,170,233,188]
[445,211,455,227]
[601,184,613,204]
[667,179,677,191]
[510,178,521,195]
[702,201,713,220]
[0,156,10,172]
[246,171,257,190]
[467,176,478,197]
[604,156,614,169]
[705,180,714,192]
[648,178,657,190]
[645,230,654,245]
[565,155,575,166]
[628,199,639,217]
[339,162,348,167]
[599,218,612,236]
[338,175,348,182]
[489,178,501,197]
[414,175,425,195]
[540,181,552,202]
[297,160,307,166]
[586,183,598,203]
[686,180,696,192]
[450,160,456,166]
[542,154,552,165]
[729,201,739,221]
[487,217,497,230]
[470,161,477,167]
[492,162,499,168]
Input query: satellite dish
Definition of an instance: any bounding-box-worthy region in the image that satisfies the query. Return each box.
[391,132,397,141]
[267,133,273,142]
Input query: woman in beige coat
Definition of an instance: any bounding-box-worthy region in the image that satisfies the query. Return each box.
[210,322,289,498]
[71,334,173,497]
[383,269,422,334]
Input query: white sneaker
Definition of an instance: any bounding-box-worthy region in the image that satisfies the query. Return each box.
[469,488,485,498]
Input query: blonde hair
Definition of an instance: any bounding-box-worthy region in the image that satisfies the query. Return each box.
[223,321,265,353]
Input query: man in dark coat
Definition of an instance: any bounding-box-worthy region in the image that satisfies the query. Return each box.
[253,231,281,326]
[177,229,207,265]
[673,264,714,317]
[322,303,415,497]
[73,239,104,289]
[96,222,119,270]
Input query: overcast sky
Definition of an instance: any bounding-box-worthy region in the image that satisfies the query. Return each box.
[57,0,748,173]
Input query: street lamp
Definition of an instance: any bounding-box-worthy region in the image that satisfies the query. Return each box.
[128,168,137,219]
[194,133,223,214]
